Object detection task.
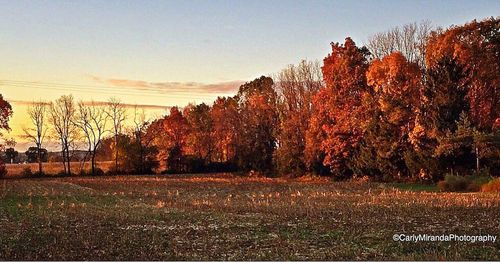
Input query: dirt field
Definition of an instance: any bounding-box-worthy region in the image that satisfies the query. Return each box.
[0,174,499,260]
[4,162,114,177]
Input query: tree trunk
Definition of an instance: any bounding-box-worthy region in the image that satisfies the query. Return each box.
[475,146,480,172]
[80,150,90,175]
[37,148,42,175]
[67,152,71,175]
[139,138,144,174]
[91,152,96,176]
[66,142,71,175]
[61,142,67,175]
[114,135,119,172]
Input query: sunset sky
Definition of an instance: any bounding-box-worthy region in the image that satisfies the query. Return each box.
[1,0,498,148]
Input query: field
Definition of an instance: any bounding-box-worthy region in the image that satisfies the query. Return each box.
[5,162,114,177]
[0,174,499,260]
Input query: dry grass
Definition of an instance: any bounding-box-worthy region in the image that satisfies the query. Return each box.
[481,178,500,192]
[5,161,114,177]
[0,173,499,260]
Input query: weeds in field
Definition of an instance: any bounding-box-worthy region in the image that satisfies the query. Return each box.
[0,174,499,260]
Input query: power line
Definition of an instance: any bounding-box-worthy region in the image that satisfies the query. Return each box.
[1,81,221,99]
[3,83,214,99]
[0,79,235,100]
[2,79,229,95]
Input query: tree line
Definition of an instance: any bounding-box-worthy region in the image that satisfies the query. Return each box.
[0,17,499,180]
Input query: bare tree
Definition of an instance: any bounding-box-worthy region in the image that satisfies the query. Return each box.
[49,95,77,175]
[274,60,323,114]
[23,101,48,174]
[273,60,324,174]
[73,101,108,175]
[106,97,126,172]
[366,21,432,67]
[132,105,152,174]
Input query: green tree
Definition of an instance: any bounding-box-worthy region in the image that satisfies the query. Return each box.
[5,148,18,164]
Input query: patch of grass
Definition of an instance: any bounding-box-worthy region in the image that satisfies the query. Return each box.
[391,183,438,192]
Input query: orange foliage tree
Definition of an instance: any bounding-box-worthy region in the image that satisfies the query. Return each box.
[210,96,239,163]
[146,107,190,171]
[306,38,372,175]
[425,18,499,131]
[184,103,213,163]
[364,52,422,176]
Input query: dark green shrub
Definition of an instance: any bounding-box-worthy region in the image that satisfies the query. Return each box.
[438,174,493,192]
[93,167,105,176]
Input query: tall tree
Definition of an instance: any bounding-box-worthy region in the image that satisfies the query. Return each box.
[425,17,499,131]
[408,57,469,177]
[23,101,48,174]
[365,52,422,177]
[147,107,190,172]
[236,76,278,172]
[184,103,213,163]
[74,101,108,175]
[306,38,372,176]
[211,96,239,163]
[130,105,158,174]
[49,95,77,175]
[106,98,127,172]
[273,60,323,175]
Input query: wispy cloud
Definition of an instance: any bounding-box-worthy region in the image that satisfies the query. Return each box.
[89,75,244,94]
[7,100,50,106]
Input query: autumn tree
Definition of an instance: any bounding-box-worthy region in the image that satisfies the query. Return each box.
[210,96,239,163]
[147,107,190,172]
[49,95,78,175]
[407,17,500,177]
[364,52,422,177]
[407,57,469,177]
[184,103,213,163]
[236,76,278,172]
[117,133,159,174]
[0,94,13,177]
[23,101,48,175]
[273,60,323,175]
[306,38,372,176]
[106,97,127,172]
[425,17,499,131]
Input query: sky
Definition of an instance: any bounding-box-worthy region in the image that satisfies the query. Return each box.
[0,0,499,149]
